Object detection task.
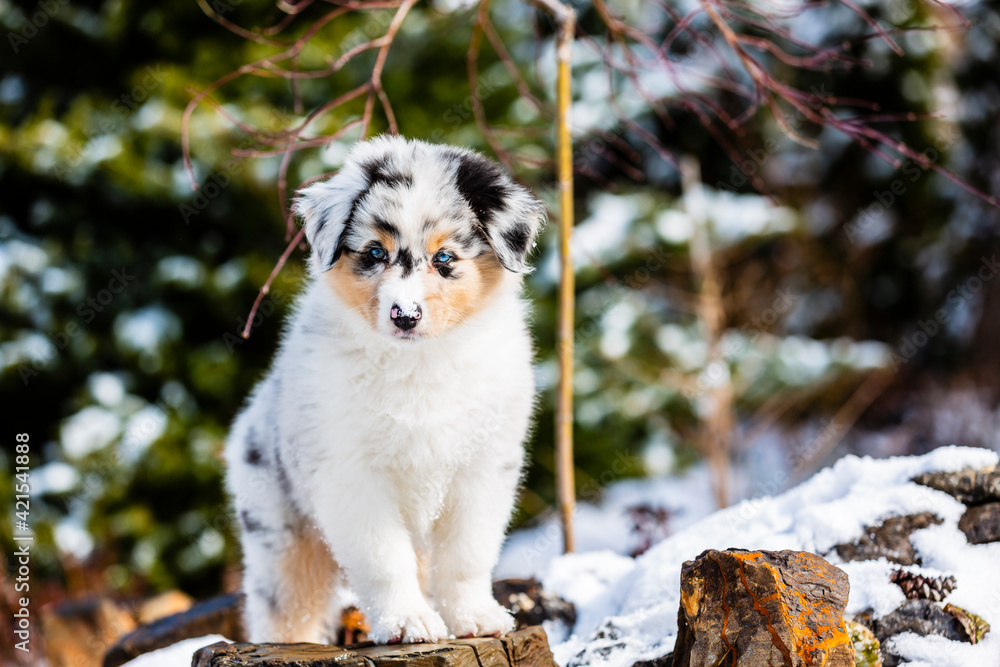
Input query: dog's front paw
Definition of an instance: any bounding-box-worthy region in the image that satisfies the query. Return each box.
[441,599,514,639]
[369,603,449,644]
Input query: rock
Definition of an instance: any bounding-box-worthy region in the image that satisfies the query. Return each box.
[944,604,990,645]
[631,655,673,667]
[867,599,964,643]
[626,504,671,557]
[191,625,557,667]
[957,502,1000,544]
[41,597,137,667]
[137,590,195,625]
[672,549,854,667]
[103,593,245,667]
[888,570,956,602]
[912,465,1000,505]
[845,621,881,667]
[833,513,942,566]
[864,600,990,667]
[492,579,576,631]
[865,600,964,667]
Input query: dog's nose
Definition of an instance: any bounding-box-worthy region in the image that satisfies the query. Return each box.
[390,303,422,330]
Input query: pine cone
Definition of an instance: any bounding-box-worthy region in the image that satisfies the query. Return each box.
[890,569,957,601]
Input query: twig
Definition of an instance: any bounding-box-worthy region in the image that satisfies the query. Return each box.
[242,227,307,339]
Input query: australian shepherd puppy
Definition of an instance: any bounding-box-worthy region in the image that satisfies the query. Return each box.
[224,136,544,645]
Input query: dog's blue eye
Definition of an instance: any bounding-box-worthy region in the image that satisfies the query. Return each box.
[369,247,387,261]
[434,251,454,264]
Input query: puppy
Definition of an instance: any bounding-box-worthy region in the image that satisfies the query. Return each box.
[224,136,544,644]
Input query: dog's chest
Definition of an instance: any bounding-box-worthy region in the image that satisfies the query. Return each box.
[318,336,522,471]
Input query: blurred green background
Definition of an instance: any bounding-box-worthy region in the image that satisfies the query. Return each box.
[2,0,999,611]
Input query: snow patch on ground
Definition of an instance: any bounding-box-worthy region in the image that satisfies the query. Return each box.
[497,466,717,580]
[502,446,1000,667]
[121,635,230,667]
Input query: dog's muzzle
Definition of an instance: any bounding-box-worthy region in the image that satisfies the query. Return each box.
[391,303,422,331]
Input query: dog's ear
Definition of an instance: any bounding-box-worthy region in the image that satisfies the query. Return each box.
[451,152,546,273]
[294,161,371,275]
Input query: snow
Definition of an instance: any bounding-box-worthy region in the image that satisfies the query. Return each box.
[136,448,999,667]
[54,516,95,560]
[153,255,206,288]
[31,461,81,495]
[497,466,718,580]
[501,446,1000,667]
[60,405,122,458]
[88,371,127,407]
[119,403,168,461]
[121,635,231,667]
[113,305,183,352]
[540,193,642,284]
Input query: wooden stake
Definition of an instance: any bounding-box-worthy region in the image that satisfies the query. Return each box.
[526,0,577,554]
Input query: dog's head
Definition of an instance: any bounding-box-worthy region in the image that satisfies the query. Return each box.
[295,136,545,340]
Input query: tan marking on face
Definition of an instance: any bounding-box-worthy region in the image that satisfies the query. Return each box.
[427,229,451,253]
[374,229,399,252]
[326,256,380,329]
[421,251,504,337]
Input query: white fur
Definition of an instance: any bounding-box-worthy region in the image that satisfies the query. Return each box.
[224,137,541,644]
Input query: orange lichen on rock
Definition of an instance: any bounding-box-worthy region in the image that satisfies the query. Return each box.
[673,549,854,667]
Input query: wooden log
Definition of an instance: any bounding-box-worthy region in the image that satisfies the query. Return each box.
[104,594,245,667]
[191,626,557,667]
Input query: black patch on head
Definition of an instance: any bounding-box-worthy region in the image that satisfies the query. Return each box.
[452,152,511,228]
[396,247,415,276]
[456,230,483,251]
[365,155,412,190]
[323,156,411,270]
[374,217,400,240]
[501,222,532,255]
[240,510,265,533]
[323,189,368,269]
[328,218,356,270]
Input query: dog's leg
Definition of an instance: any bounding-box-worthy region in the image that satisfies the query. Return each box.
[241,521,338,643]
[229,420,338,643]
[431,463,519,638]
[311,475,448,644]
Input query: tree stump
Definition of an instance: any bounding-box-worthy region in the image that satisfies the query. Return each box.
[191,626,557,667]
